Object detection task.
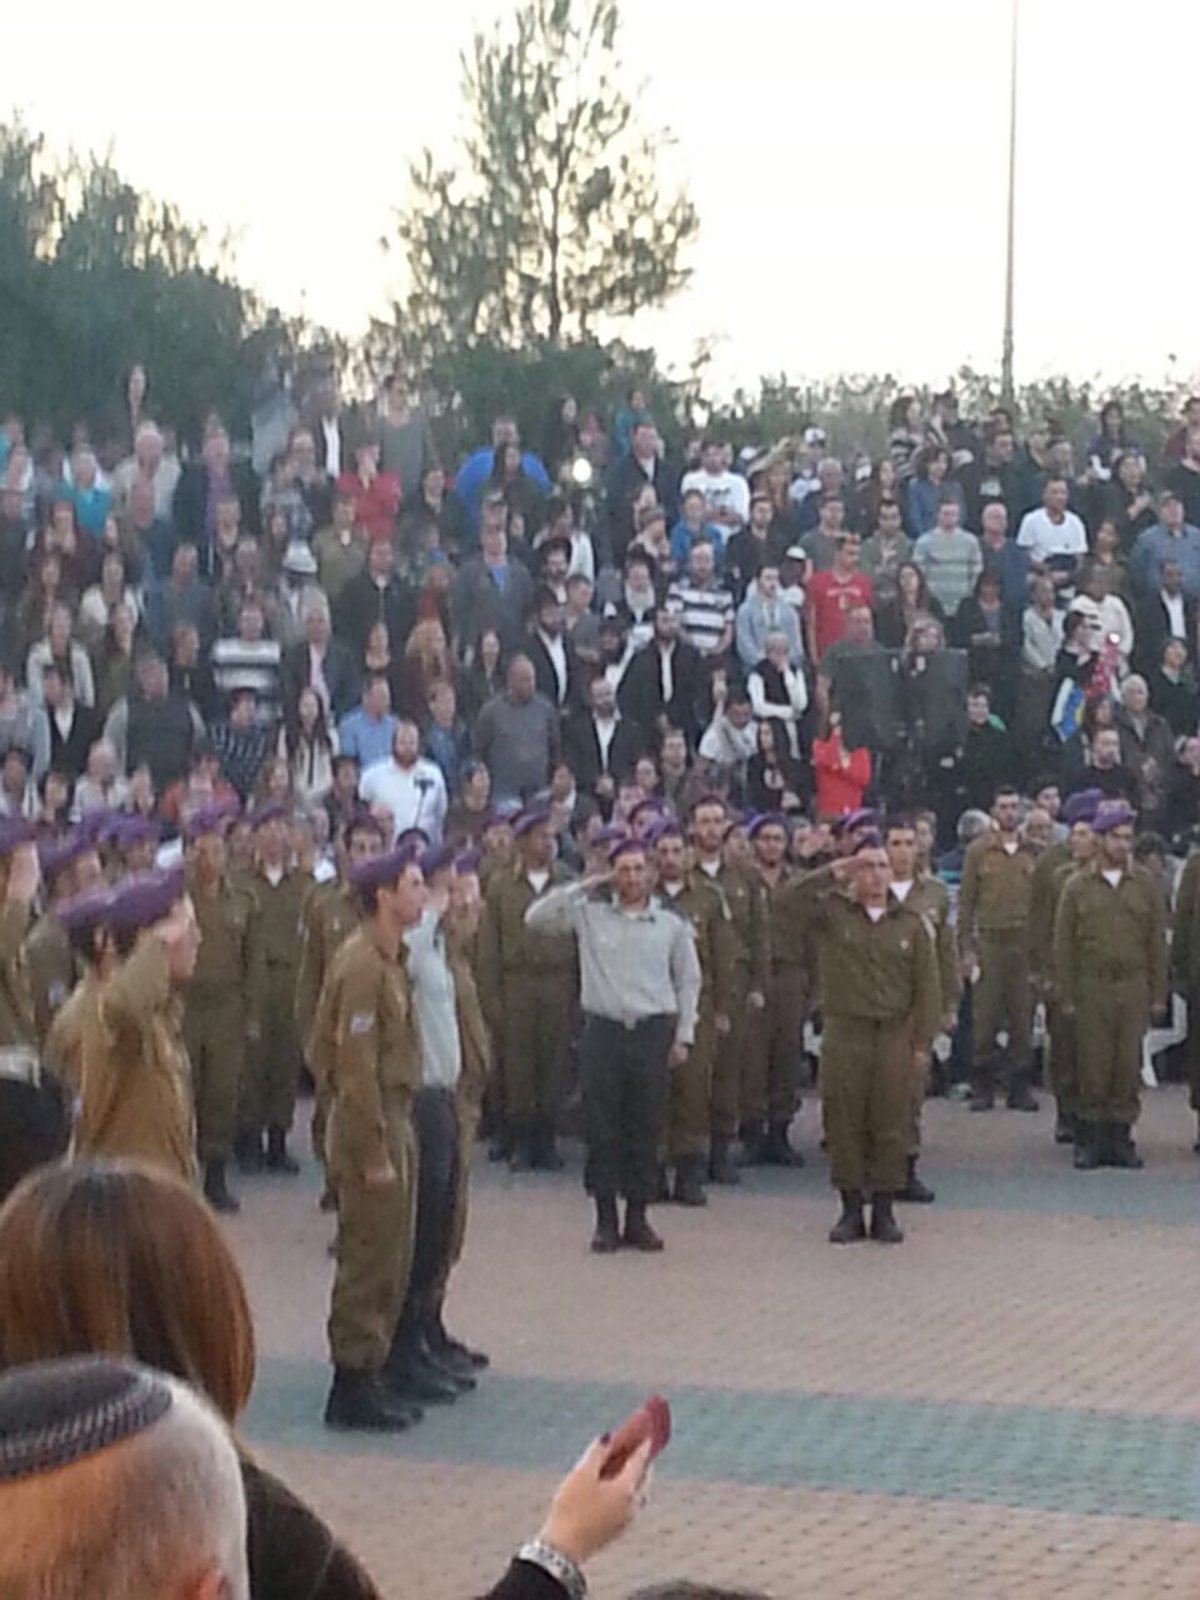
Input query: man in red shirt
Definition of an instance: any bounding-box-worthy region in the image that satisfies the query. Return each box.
[806,531,874,662]
[337,436,402,543]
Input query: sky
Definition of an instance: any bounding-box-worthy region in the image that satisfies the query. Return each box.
[4,0,1196,400]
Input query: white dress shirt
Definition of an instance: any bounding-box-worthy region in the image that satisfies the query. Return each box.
[358,756,448,844]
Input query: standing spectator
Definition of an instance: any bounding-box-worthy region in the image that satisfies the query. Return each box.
[618,604,706,749]
[527,588,581,714]
[1103,451,1157,553]
[359,718,449,843]
[312,489,370,605]
[874,561,944,649]
[906,446,965,535]
[747,632,810,760]
[167,621,218,725]
[680,438,750,531]
[30,664,96,783]
[736,563,803,671]
[25,604,95,711]
[1149,637,1196,740]
[459,627,506,724]
[604,419,674,563]
[1019,576,1064,747]
[172,419,259,564]
[77,551,139,651]
[887,394,924,482]
[278,686,338,805]
[913,496,983,614]
[144,543,217,654]
[473,656,560,804]
[337,673,398,771]
[1134,558,1197,677]
[806,531,875,662]
[453,415,551,534]
[283,594,360,723]
[273,541,325,649]
[958,685,1015,813]
[669,487,725,572]
[106,648,201,787]
[725,490,787,599]
[745,718,808,814]
[380,376,437,491]
[336,436,401,544]
[860,498,912,602]
[423,681,470,797]
[334,537,418,661]
[565,674,643,810]
[1016,476,1088,601]
[1165,425,1200,527]
[1129,490,1200,600]
[667,539,734,660]
[59,445,112,536]
[210,688,272,802]
[961,421,1022,531]
[210,597,282,727]
[451,505,536,655]
[1115,675,1174,817]
[812,713,871,818]
[111,420,180,519]
[978,502,1030,633]
[0,660,34,757]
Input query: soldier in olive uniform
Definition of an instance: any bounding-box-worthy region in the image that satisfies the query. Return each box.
[688,795,768,1185]
[321,842,427,1433]
[75,866,201,1183]
[652,818,736,1206]
[24,833,104,1048]
[181,802,263,1214]
[957,786,1040,1112]
[1055,803,1168,1169]
[0,821,70,1203]
[884,816,960,1205]
[742,814,806,1166]
[1171,842,1200,1155]
[237,803,310,1175]
[476,809,576,1172]
[43,884,117,1097]
[1031,791,1101,1146]
[811,835,940,1245]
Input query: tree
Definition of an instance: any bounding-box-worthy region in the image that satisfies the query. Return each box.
[376,0,698,384]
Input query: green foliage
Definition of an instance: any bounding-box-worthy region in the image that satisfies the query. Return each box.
[374,0,697,391]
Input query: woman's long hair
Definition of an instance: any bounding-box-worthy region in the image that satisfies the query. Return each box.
[283,690,333,764]
[0,1161,256,1424]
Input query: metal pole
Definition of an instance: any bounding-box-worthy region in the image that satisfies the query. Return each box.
[1001,0,1019,405]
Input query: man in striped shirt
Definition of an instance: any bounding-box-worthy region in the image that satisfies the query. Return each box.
[667,538,734,661]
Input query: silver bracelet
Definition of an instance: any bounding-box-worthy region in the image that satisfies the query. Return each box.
[516,1539,587,1600]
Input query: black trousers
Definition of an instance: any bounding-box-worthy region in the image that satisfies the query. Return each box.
[580,1013,674,1203]
[402,1087,459,1319]
[0,1075,70,1205]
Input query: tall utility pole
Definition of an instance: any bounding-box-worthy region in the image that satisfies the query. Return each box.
[1001,0,1019,405]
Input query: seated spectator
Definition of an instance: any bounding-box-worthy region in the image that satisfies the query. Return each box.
[745,717,809,814]
[77,550,139,650]
[0,1163,384,1599]
[210,687,273,802]
[812,712,871,818]
[1149,636,1197,740]
[337,672,398,771]
[668,538,734,661]
[736,563,802,671]
[31,664,97,783]
[26,602,95,710]
[875,561,945,649]
[747,630,809,760]
[278,686,338,806]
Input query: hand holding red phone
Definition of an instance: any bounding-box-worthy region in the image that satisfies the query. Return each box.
[538,1397,671,1566]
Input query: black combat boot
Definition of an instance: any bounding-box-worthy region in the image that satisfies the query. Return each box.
[1006,1077,1039,1112]
[425,1302,490,1372]
[896,1155,935,1204]
[591,1195,621,1254]
[488,1124,514,1163]
[672,1155,708,1208]
[1073,1122,1103,1170]
[532,1121,565,1172]
[1054,1106,1077,1145]
[708,1137,741,1186]
[829,1190,866,1243]
[763,1121,804,1167]
[1193,1113,1200,1155]
[265,1126,300,1174]
[325,1367,417,1431]
[623,1200,665,1252]
[384,1322,460,1405]
[204,1160,240,1215]
[739,1121,768,1164]
[969,1058,995,1112]
[507,1125,537,1173]
[234,1130,264,1175]
[1108,1123,1144,1169]
[869,1193,904,1244]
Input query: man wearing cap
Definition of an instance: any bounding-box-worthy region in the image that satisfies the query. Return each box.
[884,815,959,1204]
[525,833,701,1253]
[76,866,200,1180]
[651,818,735,1206]
[811,835,940,1245]
[181,804,263,1213]
[957,785,1040,1113]
[236,804,308,1177]
[24,831,103,1046]
[42,883,116,1098]
[742,814,808,1166]
[477,807,577,1172]
[320,842,427,1431]
[1055,803,1168,1169]
[688,795,768,1184]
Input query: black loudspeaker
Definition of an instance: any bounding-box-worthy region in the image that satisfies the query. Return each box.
[831,649,900,751]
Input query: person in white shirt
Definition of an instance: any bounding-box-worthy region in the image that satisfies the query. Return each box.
[747,631,810,759]
[1017,476,1088,599]
[359,719,448,844]
[680,439,750,531]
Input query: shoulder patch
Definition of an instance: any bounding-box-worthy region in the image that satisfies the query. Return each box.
[349,1012,375,1036]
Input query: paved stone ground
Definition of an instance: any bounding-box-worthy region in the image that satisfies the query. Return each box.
[232,1086,1200,1599]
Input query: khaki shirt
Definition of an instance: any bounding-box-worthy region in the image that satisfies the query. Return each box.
[24,911,74,1049]
[251,867,310,974]
[0,902,35,1048]
[321,924,421,1177]
[1171,850,1200,993]
[296,879,361,1058]
[185,873,263,1018]
[44,968,99,1094]
[1054,863,1168,1017]
[1028,838,1072,981]
[813,893,941,1045]
[696,860,769,992]
[77,939,196,1182]
[957,832,1038,951]
[476,864,576,1032]
[891,875,960,1015]
[660,874,738,1019]
[448,931,492,1107]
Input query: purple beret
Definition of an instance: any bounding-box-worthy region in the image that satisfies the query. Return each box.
[593,823,628,847]
[107,814,161,850]
[608,834,649,864]
[1064,788,1104,826]
[348,839,424,892]
[107,866,186,932]
[38,832,90,881]
[832,807,877,837]
[649,817,684,845]
[453,848,482,875]
[76,809,117,845]
[183,801,236,842]
[747,812,786,839]
[1092,801,1136,834]
[57,883,116,936]
[851,829,885,855]
[394,826,431,852]
[249,803,288,831]
[483,802,522,829]
[417,843,456,879]
[513,807,551,839]
[0,817,36,859]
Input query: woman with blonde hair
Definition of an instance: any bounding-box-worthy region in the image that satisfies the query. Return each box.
[402,615,454,722]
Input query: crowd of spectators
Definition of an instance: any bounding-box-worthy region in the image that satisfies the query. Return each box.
[3,379,1200,861]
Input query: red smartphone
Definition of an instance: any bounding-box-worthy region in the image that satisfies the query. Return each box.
[599,1394,672,1479]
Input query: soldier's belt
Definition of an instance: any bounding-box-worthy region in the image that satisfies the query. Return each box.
[0,1047,41,1087]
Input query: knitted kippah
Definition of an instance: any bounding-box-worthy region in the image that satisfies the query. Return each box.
[0,1356,172,1483]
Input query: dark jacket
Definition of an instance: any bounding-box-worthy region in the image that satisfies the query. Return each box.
[604,454,677,564]
[242,1458,379,1600]
[526,629,583,714]
[451,558,536,655]
[334,571,418,659]
[1135,591,1199,677]
[618,638,706,747]
[1149,668,1197,740]
[283,639,361,722]
[172,459,260,561]
[564,711,644,793]
[126,690,196,786]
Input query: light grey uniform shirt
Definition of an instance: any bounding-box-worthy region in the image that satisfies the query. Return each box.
[524,882,701,1045]
[403,907,461,1091]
